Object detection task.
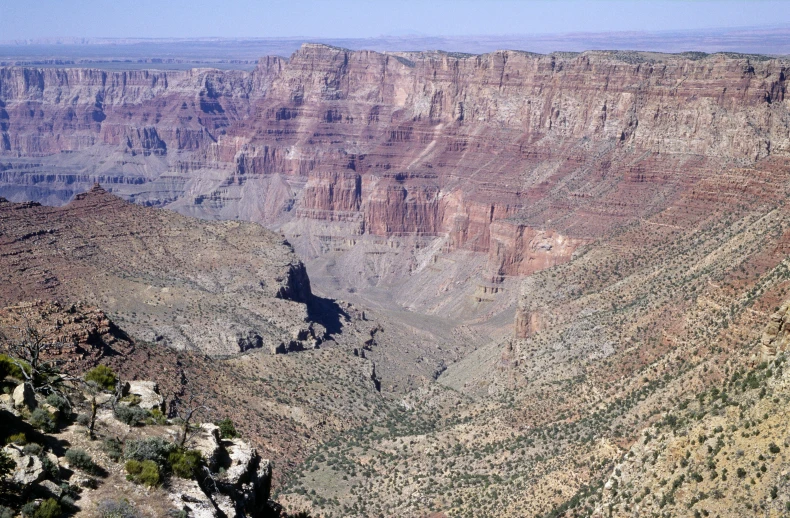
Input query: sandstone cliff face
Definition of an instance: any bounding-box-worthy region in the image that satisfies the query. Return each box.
[2,46,790,306]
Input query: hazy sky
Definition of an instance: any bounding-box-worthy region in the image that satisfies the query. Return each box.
[0,0,787,40]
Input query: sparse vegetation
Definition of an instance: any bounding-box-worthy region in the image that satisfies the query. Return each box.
[84,365,117,391]
[65,448,95,473]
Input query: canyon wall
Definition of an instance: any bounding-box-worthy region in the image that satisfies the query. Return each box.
[1,45,790,327]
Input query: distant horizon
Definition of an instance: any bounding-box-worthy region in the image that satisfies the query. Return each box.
[2,0,789,41]
[2,21,790,63]
[2,20,790,45]
[0,19,790,45]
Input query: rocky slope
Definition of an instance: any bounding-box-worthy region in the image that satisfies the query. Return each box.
[0,184,319,356]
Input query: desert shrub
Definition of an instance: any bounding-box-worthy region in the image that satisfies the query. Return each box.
[97,499,140,518]
[65,448,94,472]
[6,432,27,445]
[22,442,42,455]
[125,459,160,487]
[123,436,175,467]
[167,510,188,518]
[39,454,60,480]
[84,365,117,391]
[32,499,61,518]
[103,438,123,462]
[114,405,149,426]
[45,393,70,415]
[769,442,781,454]
[0,505,13,518]
[30,408,57,433]
[76,413,91,427]
[145,408,167,425]
[169,449,203,479]
[216,418,238,439]
[21,502,37,517]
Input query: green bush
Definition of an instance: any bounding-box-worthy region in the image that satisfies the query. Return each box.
[125,459,160,487]
[145,408,167,425]
[169,449,203,479]
[0,354,29,380]
[33,499,62,518]
[30,408,57,433]
[114,405,150,426]
[0,505,13,518]
[45,393,70,415]
[216,418,238,439]
[84,365,117,391]
[7,432,27,445]
[65,448,95,472]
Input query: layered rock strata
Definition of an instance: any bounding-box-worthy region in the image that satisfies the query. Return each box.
[1,46,790,329]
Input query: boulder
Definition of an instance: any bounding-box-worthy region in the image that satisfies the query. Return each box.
[0,393,12,409]
[36,479,63,498]
[126,380,165,412]
[222,439,255,486]
[2,445,44,486]
[12,383,36,410]
[169,476,217,518]
[212,493,236,518]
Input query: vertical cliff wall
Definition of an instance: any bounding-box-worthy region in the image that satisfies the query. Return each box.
[1,46,789,321]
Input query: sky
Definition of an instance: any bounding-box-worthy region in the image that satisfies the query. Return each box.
[0,0,788,40]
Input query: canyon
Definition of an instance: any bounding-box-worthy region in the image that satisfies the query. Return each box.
[2,45,789,338]
[2,44,790,517]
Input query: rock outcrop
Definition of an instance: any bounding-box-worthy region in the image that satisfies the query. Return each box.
[2,445,45,486]
[761,300,790,358]
[122,381,165,412]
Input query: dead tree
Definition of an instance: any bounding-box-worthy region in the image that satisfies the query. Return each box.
[172,389,211,448]
[81,380,116,440]
[1,312,70,396]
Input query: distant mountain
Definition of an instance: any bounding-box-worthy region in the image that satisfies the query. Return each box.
[1,23,789,69]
